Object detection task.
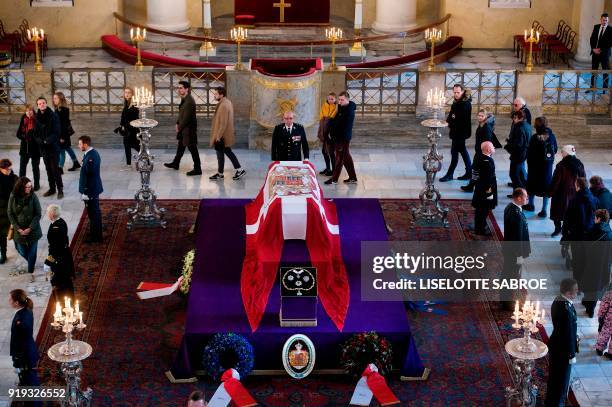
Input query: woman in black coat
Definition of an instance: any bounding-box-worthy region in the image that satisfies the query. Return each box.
[525,117,558,217]
[549,146,586,237]
[0,159,18,264]
[45,204,75,302]
[53,92,80,173]
[15,104,40,190]
[582,209,612,318]
[118,87,140,166]
[9,289,39,386]
[562,177,598,293]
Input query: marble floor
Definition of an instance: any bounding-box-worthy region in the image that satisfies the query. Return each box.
[0,145,611,405]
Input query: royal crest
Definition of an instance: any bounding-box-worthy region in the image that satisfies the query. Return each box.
[282,334,316,379]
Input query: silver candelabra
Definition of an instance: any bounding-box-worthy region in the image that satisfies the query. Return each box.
[48,297,93,406]
[505,300,548,407]
[412,87,449,227]
[127,87,167,230]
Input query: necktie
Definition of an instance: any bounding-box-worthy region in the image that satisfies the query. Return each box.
[597,26,605,48]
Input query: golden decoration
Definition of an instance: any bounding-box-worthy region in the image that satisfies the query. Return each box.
[276,96,298,117]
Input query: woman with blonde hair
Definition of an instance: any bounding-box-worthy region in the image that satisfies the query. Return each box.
[117,87,140,166]
[52,91,80,174]
[45,204,75,302]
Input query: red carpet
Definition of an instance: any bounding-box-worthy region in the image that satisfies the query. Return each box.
[33,199,573,406]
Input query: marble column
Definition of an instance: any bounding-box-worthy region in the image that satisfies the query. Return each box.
[146,0,190,33]
[573,0,604,64]
[372,0,417,33]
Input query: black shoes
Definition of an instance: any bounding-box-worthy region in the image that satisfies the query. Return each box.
[57,190,64,200]
[507,182,514,188]
[457,173,471,181]
[209,173,224,180]
[522,204,535,212]
[58,167,64,175]
[68,161,81,171]
[506,194,513,199]
[324,179,337,185]
[34,184,40,192]
[537,210,547,218]
[0,249,6,264]
[164,162,179,170]
[233,169,246,180]
[186,169,202,176]
[343,178,358,184]
[319,169,333,176]
[43,189,56,197]
[460,184,474,192]
[551,228,562,237]
[439,175,453,182]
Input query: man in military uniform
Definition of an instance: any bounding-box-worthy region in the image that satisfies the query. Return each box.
[501,187,531,310]
[471,141,497,236]
[78,136,103,243]
[271,111,309,161]
[545,278,579,407]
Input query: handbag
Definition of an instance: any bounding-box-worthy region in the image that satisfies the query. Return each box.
[7,225,13,241]
[214,139,225,151]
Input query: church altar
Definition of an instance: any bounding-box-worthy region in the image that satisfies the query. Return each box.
[234,0,330,25]
[168,197,426,381]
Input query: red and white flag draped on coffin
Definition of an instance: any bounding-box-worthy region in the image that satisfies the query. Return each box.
[241,161,350,332]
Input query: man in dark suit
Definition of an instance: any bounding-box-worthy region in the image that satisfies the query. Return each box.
[34,96,64,199]
[78,136,103,243]
[505,110,531,195]
[440,84,472,182]
[164,81,202,176]
[471,141,497,236]
[271,110,309,161]
[545,278,579,407]
[501,188,531,309]
[589,13,611,92]
[325,90,357,185]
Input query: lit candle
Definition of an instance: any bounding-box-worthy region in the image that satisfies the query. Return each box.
[75,301,80,315]
[78,312,83,325]
[40,29,44,40]
[524,30,527,41]
[536,31,539,42]
[142,28,146,39]
[65,297,71,310]
[514,300,519,314]
[130,28,134,39]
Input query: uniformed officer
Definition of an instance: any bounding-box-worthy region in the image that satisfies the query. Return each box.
[471,141,498,236]
[78,135,103,243]
[271,111,309,162]
[545,278,579,407]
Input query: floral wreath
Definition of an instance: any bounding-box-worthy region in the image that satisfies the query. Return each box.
[179,249,195,294]
[340,331,393,379]
[202,333,255,381]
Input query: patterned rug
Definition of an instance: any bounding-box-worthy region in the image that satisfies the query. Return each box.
[33,199,569,406]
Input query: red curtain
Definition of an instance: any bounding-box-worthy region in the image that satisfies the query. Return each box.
[235,0,330,25]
